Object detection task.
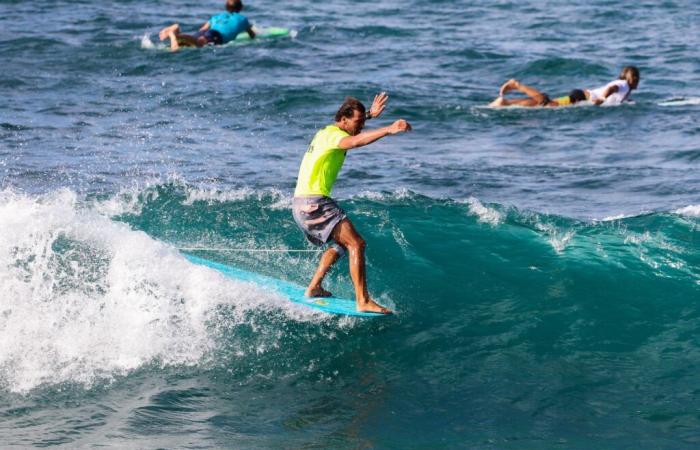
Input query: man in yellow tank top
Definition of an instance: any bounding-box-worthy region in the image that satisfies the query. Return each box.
[292,93,412,314]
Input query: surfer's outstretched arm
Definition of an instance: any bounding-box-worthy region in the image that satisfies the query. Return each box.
[339,120,411,150]
[367,92,389,119]
[246,25,256,39]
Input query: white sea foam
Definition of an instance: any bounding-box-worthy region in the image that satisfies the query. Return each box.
[140,33,155,49]
[0,189,316,393]
[139,33,170,51]
[182,186,255,205]
[91,185,160,217]
[599,213,634,222]
[547,228,575,253]
[463,197,503,226]
[182,186,287,208]
[92,178,289,212]
[624,231,651,245]
[675,205,700,217]
[355,188,413,201]
[658,97,700,107]
[532,220,575,253]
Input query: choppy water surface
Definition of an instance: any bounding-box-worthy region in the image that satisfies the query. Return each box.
[1,0,699,448]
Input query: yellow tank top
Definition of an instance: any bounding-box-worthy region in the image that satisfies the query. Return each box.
[294,125,349,197]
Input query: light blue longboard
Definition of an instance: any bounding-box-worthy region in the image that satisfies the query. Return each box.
[183,254,387,317]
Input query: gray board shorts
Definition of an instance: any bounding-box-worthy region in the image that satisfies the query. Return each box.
[292,196,347,257]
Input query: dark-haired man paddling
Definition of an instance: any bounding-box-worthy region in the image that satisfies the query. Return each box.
[159,0,254,51]
[292,93,411,314]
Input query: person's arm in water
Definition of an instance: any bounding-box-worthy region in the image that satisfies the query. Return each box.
[199,21,211,32]
[246,25,255,39]
[337,92,410,150]
[339,120,411,150]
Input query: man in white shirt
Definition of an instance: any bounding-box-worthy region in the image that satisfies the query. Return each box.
[588,66,640,106]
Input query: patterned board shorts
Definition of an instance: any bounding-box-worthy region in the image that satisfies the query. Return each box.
[292,196,347,257]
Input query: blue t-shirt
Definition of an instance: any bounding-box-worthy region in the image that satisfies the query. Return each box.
[208,12,250,43]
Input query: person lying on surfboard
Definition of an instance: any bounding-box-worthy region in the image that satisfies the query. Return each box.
[292,93,412,314]
[158,0,255,51]
[490,66,640,108]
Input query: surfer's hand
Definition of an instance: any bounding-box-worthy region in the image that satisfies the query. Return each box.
[369,92,389,119]
[388,119,411,134]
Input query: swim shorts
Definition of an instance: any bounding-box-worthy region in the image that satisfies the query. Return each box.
[192,29,224,45]
[292,196,347,257]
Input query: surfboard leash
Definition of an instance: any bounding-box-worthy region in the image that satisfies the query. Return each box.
[177,247,320,253]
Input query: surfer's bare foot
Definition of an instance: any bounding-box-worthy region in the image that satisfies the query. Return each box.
[499,78,519,96]
[357,298,392,314]
[159,24,179,41]
[305,286,332,298]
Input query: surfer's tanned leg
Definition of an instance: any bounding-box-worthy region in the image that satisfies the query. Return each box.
[158,24,183,51]
[330,219,391,314]
[158,24,179,41]
[489,79,549,107]
[158,23,201,51]
[305,247,339,298]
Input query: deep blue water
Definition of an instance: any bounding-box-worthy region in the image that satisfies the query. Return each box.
[1,0,699,448]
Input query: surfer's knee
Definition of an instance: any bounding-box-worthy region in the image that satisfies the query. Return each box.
[346,236,365,254]
[330,243,347,259]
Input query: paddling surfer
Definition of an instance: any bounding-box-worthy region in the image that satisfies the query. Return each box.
[292,93,412,314]
[489,66,640,108]
[158,0,255,51]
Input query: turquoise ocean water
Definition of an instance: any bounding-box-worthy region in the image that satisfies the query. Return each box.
[1,0,699,447]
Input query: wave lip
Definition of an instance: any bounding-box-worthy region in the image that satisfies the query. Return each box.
[463,196,504,226]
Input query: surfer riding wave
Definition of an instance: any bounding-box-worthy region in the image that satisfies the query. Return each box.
[292,93,412,314]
